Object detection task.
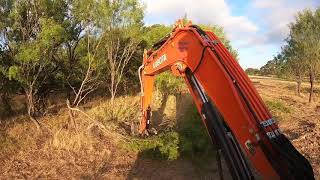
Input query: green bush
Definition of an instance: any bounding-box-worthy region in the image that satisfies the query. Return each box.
[126,131,180,160]
[125,103,215,161]
[155,72,185,94]
[178,105,215,158]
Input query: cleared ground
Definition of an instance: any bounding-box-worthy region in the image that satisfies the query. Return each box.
[0,76,319,179]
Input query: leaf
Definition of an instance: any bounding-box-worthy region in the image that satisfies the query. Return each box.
[8,66,19,80]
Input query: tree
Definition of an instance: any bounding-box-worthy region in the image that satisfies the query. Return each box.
[64,0,106,109]
[93,0,144,102]
[143,24,172,48]
[245,68,260,75]
[260,59,280,76]
[289,9,320,102]
[282,41,307,96]
[0,49,17,117]
[1,0,67,127]
[263,8,320,101]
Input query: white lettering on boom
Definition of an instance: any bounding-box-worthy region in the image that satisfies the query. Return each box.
[153,54,167,69]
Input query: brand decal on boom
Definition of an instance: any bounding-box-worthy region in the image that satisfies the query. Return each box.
[153,54,167,69]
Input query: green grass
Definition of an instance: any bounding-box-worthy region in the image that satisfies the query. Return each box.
[265,100,291,121]
[265,100,291,113]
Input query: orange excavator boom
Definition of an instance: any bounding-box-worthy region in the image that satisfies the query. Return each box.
[138,20,314,180]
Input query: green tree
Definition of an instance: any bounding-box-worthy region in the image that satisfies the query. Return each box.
[287,8,320,102]
[0,49,18,117]
[93,0,144,102]
[143,24,172,48]
[245,68,260,75]
[1,0,68,127]
[264,8,320,101]
[260,54,286,77]
[282,40,307,96]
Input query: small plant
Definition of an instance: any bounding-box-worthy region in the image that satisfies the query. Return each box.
[265,100,291,113]
[125,131,180,160]
[265,100,292,121]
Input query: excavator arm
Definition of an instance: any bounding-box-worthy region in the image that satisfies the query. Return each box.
[138,20,314,180]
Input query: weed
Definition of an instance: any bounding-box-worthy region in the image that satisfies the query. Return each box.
[264,100,292,121]
[265,100,291,113]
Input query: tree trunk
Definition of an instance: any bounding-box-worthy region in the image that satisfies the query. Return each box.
[296,79,302,96]
[66,99,77,129]
[25,89,41,129]
[308,71,315,103]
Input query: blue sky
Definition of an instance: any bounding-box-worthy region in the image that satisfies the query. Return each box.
[140,0,320,69]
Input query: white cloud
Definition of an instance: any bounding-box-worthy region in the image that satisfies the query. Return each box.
[142,0,259,43]
[252,0,283,9]
[249,0,319,45]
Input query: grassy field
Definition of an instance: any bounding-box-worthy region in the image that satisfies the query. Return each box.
[0,76,319,179]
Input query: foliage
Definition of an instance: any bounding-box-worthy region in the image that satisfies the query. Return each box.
[0,1,69,121]
[0,0,240,128]
[178,105,214,158]
[245,68,260,75]
[125,103,214,161]
[261,7,320,101]
[260,54,287,77]
[126,132,180,160]
[289,9,320,102]
[0,0,145,120]
[155,72,185,95]
[143,24,172,48]
[91,0,145,101]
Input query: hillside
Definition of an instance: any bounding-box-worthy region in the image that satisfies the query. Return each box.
[0,76,319,179]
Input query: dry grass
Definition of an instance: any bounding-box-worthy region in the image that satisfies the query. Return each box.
[0,102,125,179]
[0,76,319,179]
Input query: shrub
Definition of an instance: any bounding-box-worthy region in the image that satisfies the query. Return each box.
[125,131,180,160]
[155,72,185,95]
[178,105,215,158]
[125,103,215,161]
